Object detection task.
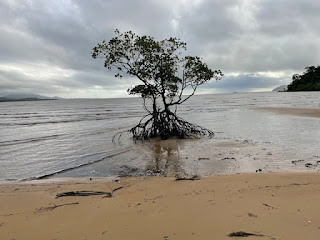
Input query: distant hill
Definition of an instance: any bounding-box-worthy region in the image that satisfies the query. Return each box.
[287,66,320,91]
[0,94,62,102]
[272,85,288,92]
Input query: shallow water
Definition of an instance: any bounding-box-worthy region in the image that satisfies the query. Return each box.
[0,92,320,180]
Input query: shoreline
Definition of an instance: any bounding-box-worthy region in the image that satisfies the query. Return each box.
[2,103,320,181]
[2,166,320,184]
[1,172,320,239]
[257,107,320,118]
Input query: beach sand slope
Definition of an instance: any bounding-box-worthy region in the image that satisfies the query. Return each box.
[1,173,320,239]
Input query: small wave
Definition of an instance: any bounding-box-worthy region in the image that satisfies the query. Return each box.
[0,112,38,116]
[0,134,68,146]
[0,114,139,126]
[21,148,131,181]
[0,119,82,126]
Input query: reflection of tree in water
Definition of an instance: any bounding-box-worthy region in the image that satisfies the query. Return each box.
[146,140,186,176]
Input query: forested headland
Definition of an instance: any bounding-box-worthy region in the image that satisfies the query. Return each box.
[287,66,320,91]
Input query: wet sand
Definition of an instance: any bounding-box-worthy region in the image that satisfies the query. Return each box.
[92,138,320,178]
[258,107,320,118]
[1,173,320,239]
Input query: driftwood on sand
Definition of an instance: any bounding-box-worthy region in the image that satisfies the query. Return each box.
[228,231,264,237]
[55,187,123,199]
[34,202,79,213]
[175,175,201,181]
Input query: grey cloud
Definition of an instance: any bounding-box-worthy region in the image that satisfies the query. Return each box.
[0,68,65,96]
[0,0,319,98]
[178,0,320,73]
[202,73,290,93]
[0,67,128,98]
[256,0,320,36]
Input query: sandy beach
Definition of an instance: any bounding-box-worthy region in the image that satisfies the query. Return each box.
[257,107,320,118]
[1,102,320,239]
[1,173,320,239]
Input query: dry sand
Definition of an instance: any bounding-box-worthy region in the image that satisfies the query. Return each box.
[1,173,320,239]
[258,107,320,118]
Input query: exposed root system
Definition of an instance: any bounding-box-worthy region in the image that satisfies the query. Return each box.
[114,110,214,141]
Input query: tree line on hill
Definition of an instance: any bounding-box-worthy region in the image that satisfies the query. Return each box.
[287,66,320,91]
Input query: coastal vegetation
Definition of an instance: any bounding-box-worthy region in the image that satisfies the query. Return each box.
[0,94,60,102]
[287,66,320,91]
[0,97,56,102]
[92,30,223,140]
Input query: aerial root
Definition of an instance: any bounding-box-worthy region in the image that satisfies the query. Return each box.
[128,111,214,141]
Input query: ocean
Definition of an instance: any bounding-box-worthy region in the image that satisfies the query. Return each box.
[0,92,320,181]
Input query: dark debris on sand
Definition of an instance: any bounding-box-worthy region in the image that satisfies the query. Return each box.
[228,231,264,237]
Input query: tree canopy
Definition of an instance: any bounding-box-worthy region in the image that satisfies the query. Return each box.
[287,66,320,91]
[92,30,223,140]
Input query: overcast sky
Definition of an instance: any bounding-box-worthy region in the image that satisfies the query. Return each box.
[0,0,319,98]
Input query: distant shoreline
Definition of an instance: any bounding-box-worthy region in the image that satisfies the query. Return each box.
[0,98,57,102]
